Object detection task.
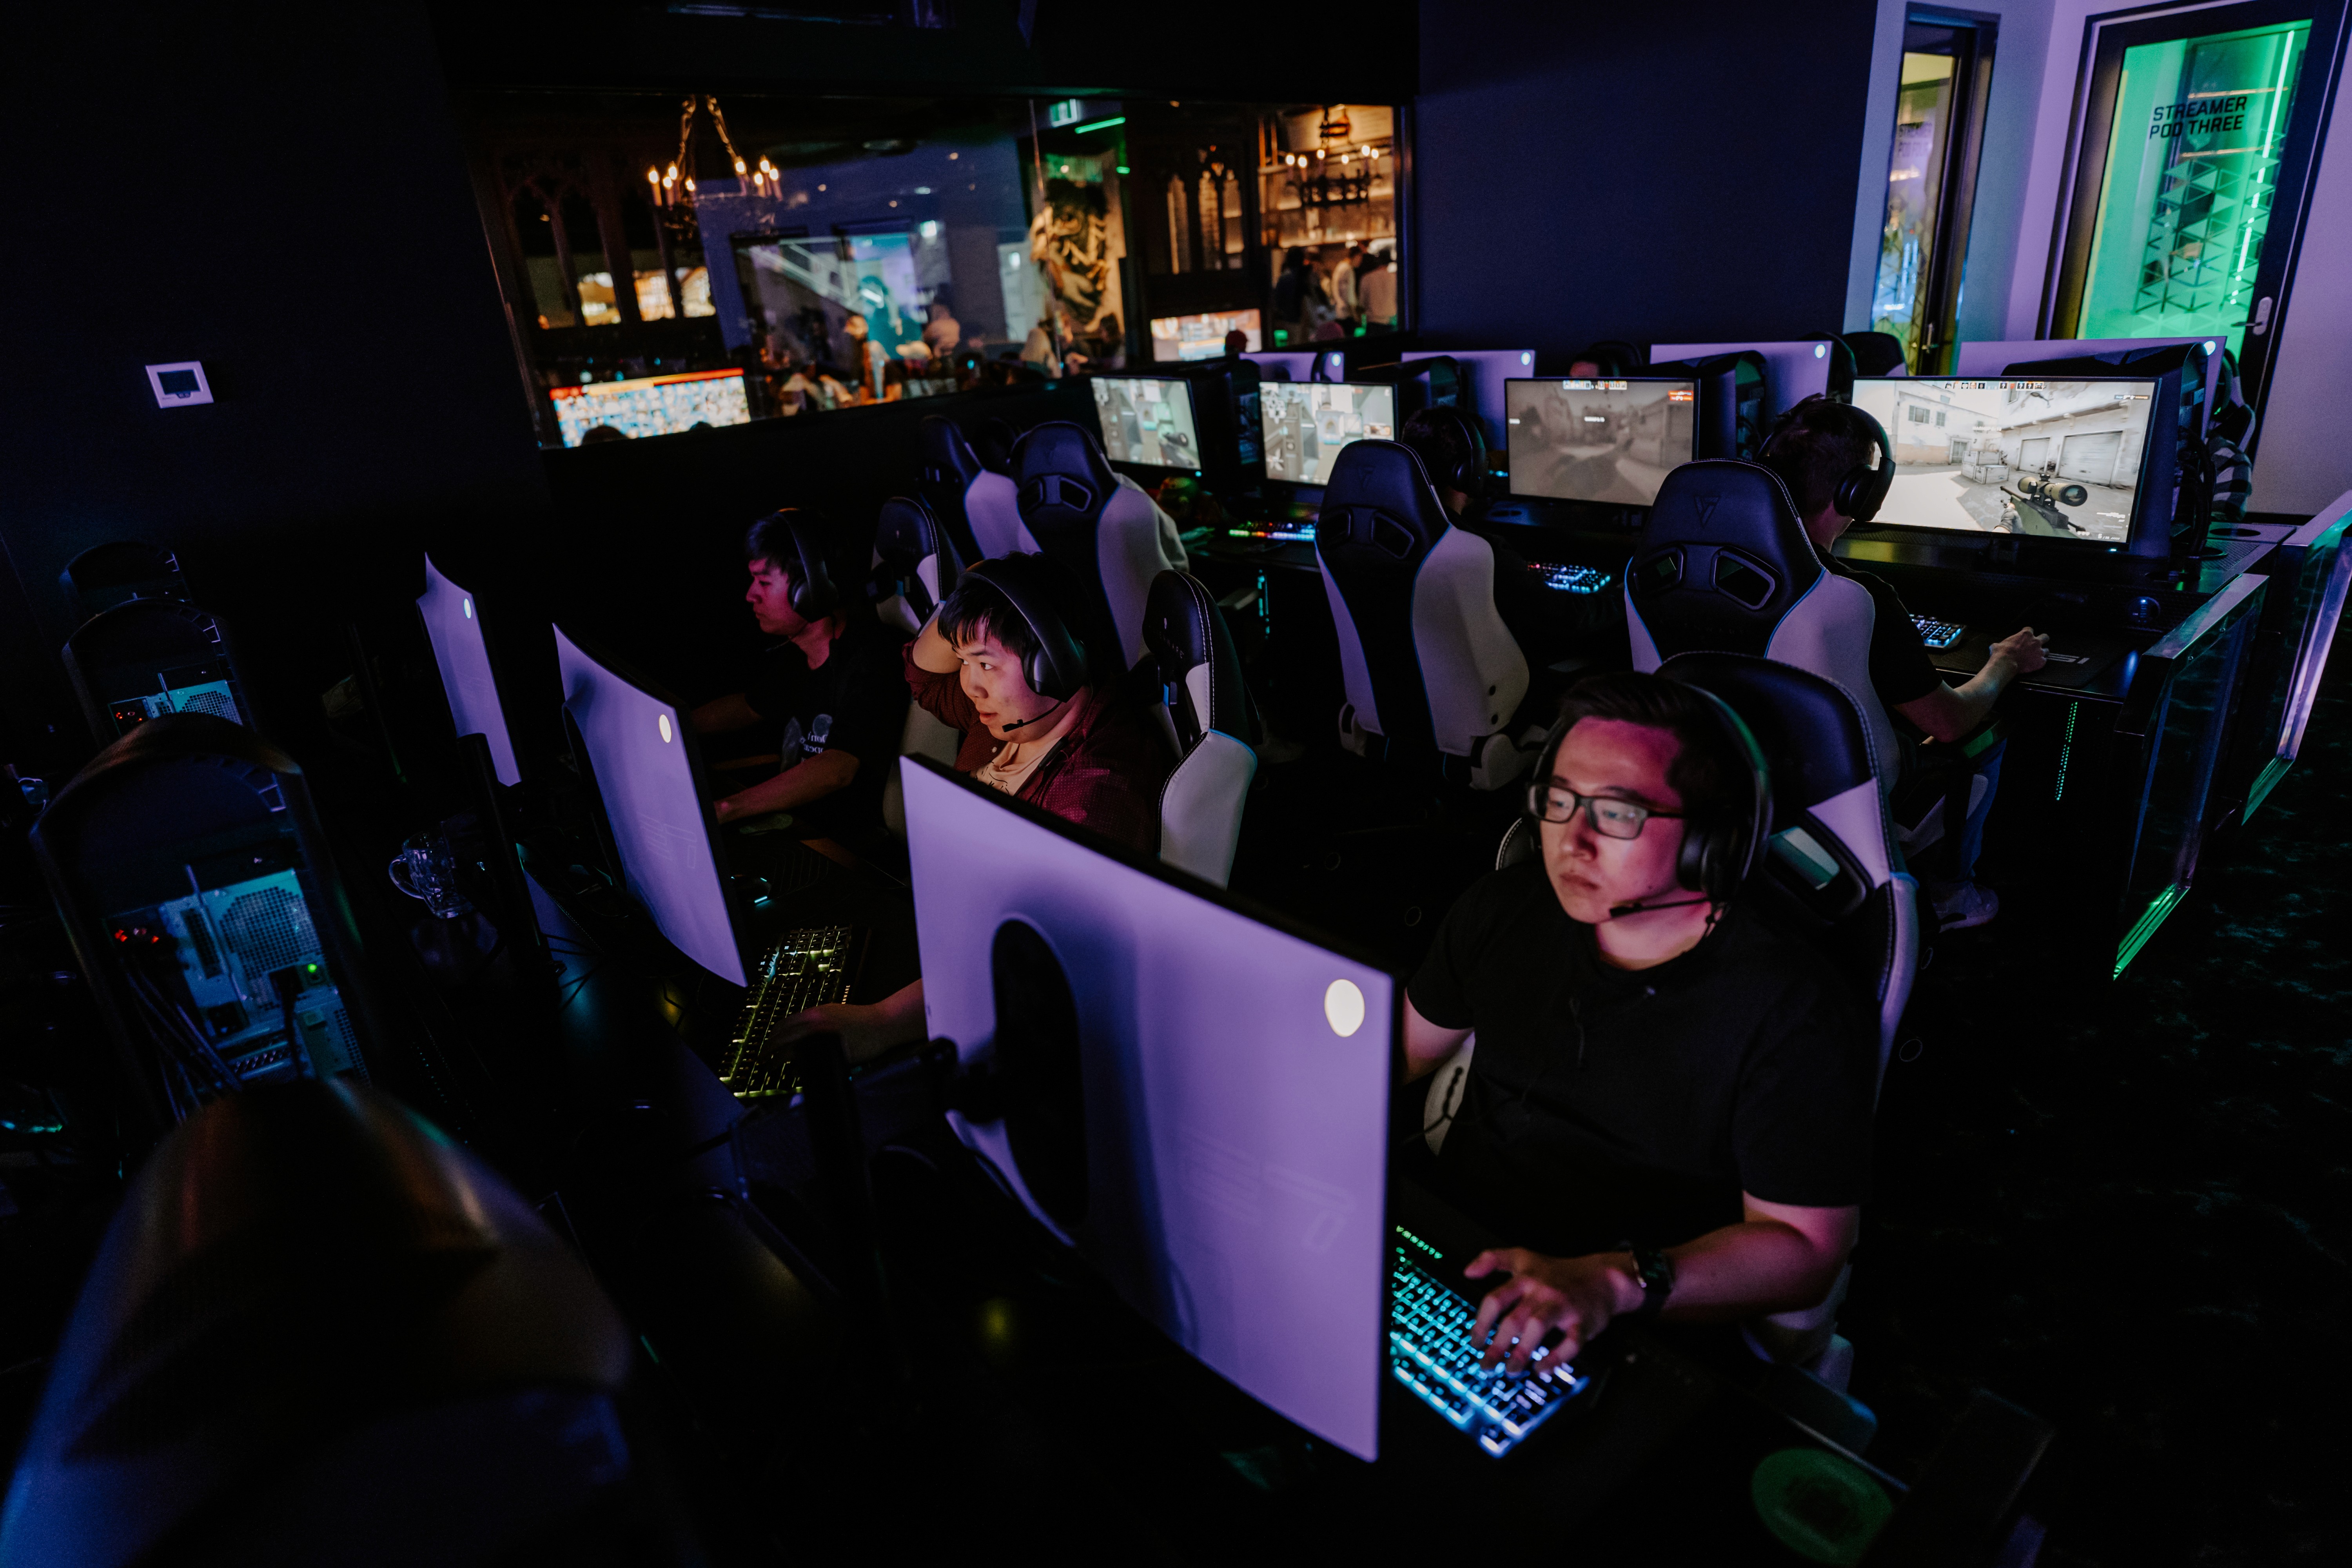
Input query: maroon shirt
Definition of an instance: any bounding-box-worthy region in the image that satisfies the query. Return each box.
[903,644,1172,854]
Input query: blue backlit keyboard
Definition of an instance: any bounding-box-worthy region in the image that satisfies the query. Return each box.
[1389,1243,1592,1457]
[1224,523,1317,544]
[1531,563,1614,595]
[1910,614,1965,651]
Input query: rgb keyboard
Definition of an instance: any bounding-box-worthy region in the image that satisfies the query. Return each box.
[1910,614,1965,651]
[1389,1245,1591,1457]
[1224,524,1317,544]
[720,925,858,1101]
[1530,563,1613,595]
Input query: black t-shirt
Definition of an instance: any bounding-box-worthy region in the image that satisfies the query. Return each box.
[1408,859,1875,1257]
[743,616,910,848]
[1820,554,1943,709]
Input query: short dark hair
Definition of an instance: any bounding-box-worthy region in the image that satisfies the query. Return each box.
[1759,396,1879,519]
[936,553,1091,679]
[1399,408,1471,490]
[744,509,846,599]
[1541,671,1748,825]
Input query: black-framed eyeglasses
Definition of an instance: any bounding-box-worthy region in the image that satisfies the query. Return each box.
[1525,783,1681,840]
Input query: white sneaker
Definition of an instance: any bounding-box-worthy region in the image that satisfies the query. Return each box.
[1933,883,1999,930]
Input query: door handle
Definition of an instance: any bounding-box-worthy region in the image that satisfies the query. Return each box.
[2251,296,2275,336]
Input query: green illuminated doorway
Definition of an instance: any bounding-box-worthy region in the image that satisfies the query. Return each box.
[2049,0,2348,418]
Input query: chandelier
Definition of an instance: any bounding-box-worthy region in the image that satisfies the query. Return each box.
[648,94,781,208]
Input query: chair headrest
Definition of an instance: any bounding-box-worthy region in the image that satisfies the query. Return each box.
[1628,460,1822,627]
[873,495,957,620]
[1013,421,1118,528]
[1143,570,1253,750]
[918,415,985,491]
[1314,439,1451,570]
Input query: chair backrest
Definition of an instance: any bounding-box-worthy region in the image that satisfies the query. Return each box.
[1624,460,1898,774]
[871,495,961,637]
[1313,439,1528,761]
[918,414,1026,564]
[61,599,247,746]
[1011,420,1184,670]
[1143,570,1258,886]
[1661,651,1918,1091]
[58,540,186,618]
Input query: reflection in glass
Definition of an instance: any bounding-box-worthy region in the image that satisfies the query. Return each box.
[1873,52,1956,368]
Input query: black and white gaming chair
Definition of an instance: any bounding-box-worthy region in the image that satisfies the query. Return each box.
[1624,460,1899,784]
[1314,439,1536,790]
[871,496,966,836]
[918,415,1025,565]
[1143,570,1258,887]
[1011,421,1190,672]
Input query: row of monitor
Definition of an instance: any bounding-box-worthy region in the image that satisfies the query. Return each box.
[1091,368,2167,549]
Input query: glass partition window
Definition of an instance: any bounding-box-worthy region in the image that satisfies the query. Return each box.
[464,93,1410,447]
[2080,20,2311,356]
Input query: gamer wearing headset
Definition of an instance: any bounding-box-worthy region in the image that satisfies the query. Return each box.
[1403,671,1873,1371]
[780,552,1174,1058]
[1757,397,2048,930]
[691,510,911,855]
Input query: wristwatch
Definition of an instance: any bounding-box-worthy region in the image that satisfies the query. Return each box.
[1628,1245,1676,1318]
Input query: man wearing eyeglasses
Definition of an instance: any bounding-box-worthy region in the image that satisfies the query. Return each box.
[1403,671,1874,1379]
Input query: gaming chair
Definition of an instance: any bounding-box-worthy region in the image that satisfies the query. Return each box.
[1009,421,1190,671]
[1142,570,1259,887]
[1313,440,1535,790]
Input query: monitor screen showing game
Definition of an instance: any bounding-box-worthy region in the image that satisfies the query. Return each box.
[1091,376,1203,471]
[1149,309,1263,361]
[1848,377,2162,543]
[1503,378,1697,505]
[1258,381,1397,487]
[550,368,752,447]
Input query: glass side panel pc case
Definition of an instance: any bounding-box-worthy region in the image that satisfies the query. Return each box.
[1849,376,2168,548]
[1503,378,1697,505]
[1258,381,1398,488]
[1091,375,1205,474]
[550,368,752,447]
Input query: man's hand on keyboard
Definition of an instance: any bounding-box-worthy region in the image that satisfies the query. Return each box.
[1463,1247,1645,1374]
[1989,626,2049,676]
[777,1002,897,1063]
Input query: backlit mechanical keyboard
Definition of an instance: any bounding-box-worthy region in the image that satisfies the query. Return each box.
[1910,614,1965,651]
[1530,562,1614,595]
[1224,523,1318,544]
[719,925,858,1101]
[1389,1244,1592,1457]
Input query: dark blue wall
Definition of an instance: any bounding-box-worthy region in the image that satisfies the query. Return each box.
[1414,0,1880,360]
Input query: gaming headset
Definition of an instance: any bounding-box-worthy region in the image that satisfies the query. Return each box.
[956,554,1091,702]
[1759,394,1895,526]
[751,508,844,619]
[1526,678,1773,908]
[1406,406,1490,497]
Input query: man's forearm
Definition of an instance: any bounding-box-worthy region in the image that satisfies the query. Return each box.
[717,751,858,822]
[911,612,959,673]
[1654,1218,1848,1321]
[1944,653,2018,736]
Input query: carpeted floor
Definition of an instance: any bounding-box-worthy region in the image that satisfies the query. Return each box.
[1229,622,2352,1566]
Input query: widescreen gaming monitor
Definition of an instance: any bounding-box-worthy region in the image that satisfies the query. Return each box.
[1847,377,2163,544]
[1954,338,2221,437]
[550,368,752,446]
[1149,309,1262,361]
[416,555,521,787]
[1090,376,1205,473]
[1403,350,1534,450]
[1504,378,1698,505]
[902,758,1394,1460]
[1259,381,1397,487]
[1651,340,1837,419]
[555,626,745,985]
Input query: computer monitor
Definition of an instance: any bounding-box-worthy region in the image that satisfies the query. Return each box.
[549,368,753,447]
[1089,375,1205,474]
[1646,352,1766,459]
[1953,338,2223,436]
[1242,349,1348,384]
[1258,381,1397,488]
[1504,378,1698,505]
[1403,350,1535,450]
[1847,377,2169,547]
[1650,339,1839,419]
[902,758,1393,1459]
[554,626,745,985]
[417,555,521,788]
[1149,309,1262,361]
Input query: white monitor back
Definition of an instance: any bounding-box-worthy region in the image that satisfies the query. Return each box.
[903,759,1393,1460]
[1243,349,1347,385]
[1650,339,1836,417]
[1403,349,1535,450]
[417,556,521,786]
[555,626,744,985]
